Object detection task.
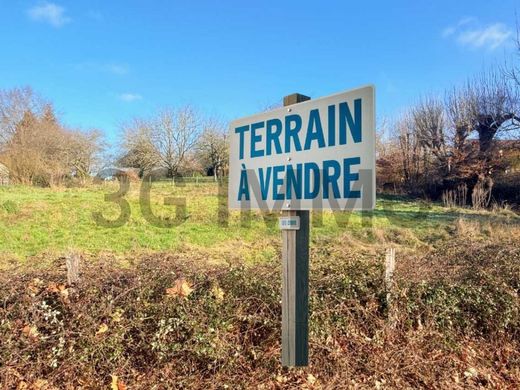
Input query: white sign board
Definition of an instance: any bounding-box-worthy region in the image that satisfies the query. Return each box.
[279,216,300,230]
[228,85,375,211]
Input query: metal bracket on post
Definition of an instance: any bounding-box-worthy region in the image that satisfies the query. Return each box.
[281,93,310,367]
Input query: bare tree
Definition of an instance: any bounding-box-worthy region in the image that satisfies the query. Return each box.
[394,114,423,191]
[444,84,482,184]
[121,106,201,177]
[375,117,390,158]
[380,63,519,205]
[375,117,405,192]
[413,97,446,156]
[0,87,46,148]
[443,71,519,176]
[468,71,519,156]
[412,97,448,184]
[4,109,41,184]
[1,97,103,186]
[67,129,104,180]
[120,118,158,172]
[445,85,476,152]
[197,119,229,180]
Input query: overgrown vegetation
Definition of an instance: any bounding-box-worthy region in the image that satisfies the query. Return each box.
[376,68,519,207]
[1,232,519,388]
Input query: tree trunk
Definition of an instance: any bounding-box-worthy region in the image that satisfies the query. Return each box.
[477,125,498,157]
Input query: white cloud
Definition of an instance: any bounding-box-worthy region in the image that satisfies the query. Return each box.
[442,18,512,51]
[442,17,476,38]
[119,93,142,102]
[457,24,512,50]
[28,2,71,27]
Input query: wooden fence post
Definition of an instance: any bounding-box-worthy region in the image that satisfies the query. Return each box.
[66,252,81,285]
[282,93,311,367]
[385,248,396,324]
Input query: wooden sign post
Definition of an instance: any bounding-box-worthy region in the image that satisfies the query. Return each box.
[281,93,310,367]
[227,85,375,367]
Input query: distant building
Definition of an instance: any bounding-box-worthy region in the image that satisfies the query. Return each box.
[0,163,9,185]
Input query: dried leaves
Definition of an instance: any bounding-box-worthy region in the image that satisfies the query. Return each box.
[111,375,127,390]
[46,282,69,302]
[26,279,70,302]
[166,278,193,298]
[26,278,44,296]
[95,323,109,336]
[16,379,58,390]
[21,325,39,340]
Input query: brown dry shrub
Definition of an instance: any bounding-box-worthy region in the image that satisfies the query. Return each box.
[0,239,519,389]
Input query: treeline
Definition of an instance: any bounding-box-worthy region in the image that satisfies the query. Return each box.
[0,88,229,186]
[1,57,519,208]
[376,33,520,207]
[377,68,520,207]
[0,87,102,186]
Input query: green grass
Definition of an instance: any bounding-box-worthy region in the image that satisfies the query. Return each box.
[0,182,518,260]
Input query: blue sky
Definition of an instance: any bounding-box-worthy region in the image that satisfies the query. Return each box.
[0,1,518,145]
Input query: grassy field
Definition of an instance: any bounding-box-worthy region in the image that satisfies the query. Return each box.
[2,181,517,262]
[2,182,520,388]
